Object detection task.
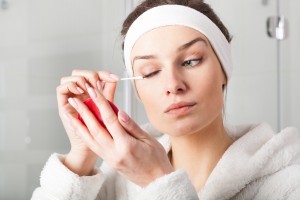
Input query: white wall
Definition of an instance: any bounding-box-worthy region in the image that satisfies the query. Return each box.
[206,0,299,131]
[280,0,300,128]
[0,0,125,199]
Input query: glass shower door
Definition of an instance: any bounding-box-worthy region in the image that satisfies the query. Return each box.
[279,0,300,129]
[206,0,299,131]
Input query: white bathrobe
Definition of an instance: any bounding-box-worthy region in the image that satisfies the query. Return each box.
[32,123,300,200]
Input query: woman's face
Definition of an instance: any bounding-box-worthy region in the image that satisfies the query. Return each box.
[131,26,226,136]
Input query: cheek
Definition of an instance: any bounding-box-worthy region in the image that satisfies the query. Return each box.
[206,72,225,113]
[192,61,225,109]
[136,82,164,126]
[136,82,159,110]
[136,82,153,101]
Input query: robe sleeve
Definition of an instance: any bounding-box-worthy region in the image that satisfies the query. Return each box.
[135,169,199,200]
[31,153,105,200]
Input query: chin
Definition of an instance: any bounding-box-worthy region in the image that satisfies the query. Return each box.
[155,118,205,137]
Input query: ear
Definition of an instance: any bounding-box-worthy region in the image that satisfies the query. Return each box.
[222,84,226,91]
[222,74,227,91]
[218,64,227,86]
[223,78,227,85]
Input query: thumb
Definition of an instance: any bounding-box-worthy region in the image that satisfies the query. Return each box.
[118,110,148,139]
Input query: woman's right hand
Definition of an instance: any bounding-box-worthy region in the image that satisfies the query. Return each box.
[56,69,119,176]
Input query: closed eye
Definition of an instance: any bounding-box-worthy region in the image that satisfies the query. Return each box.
[182,57,203,68]
[143,70,161,79]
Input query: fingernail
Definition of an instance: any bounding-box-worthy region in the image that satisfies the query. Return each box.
[97,81,103,94]
[101,81,106,90]
[77,87,84,94]
[87,87,97,99]
[97,80,103,91]
[68,98,78,108]
[109,74,119,81]
[85,83,90,90]
[119,110,129,123]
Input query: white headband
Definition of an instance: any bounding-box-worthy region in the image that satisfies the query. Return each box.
[124,5,233,81]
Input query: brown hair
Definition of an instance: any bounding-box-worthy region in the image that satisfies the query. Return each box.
[121,0,232,49]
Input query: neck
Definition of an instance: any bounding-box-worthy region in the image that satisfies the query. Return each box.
[169,116,233,192]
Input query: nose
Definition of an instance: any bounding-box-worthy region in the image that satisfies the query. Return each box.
[164,68,187,95]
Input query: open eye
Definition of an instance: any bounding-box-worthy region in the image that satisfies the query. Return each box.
[183,58,203,68]
[143,70,161,79]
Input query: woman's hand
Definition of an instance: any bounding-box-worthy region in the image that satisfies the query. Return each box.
[56,69,119,176]
[65,85,174,186]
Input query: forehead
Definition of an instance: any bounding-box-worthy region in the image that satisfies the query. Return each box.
[131,25,211,57]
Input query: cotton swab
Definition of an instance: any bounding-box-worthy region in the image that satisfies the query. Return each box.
[119,76,144,81]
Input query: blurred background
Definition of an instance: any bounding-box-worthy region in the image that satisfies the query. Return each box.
[0,0,299,199]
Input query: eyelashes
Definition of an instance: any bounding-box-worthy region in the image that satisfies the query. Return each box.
[143,70,161,78]
[182,57,203,68]
[142,57,204,79]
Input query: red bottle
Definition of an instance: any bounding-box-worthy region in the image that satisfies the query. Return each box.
[78,98,119,130]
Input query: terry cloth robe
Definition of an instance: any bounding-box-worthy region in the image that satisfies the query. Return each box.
[32,123,300,200]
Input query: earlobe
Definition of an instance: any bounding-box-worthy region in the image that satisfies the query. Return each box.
[222,76,227,88]
[222,84,225,91]
[222,81,227,91]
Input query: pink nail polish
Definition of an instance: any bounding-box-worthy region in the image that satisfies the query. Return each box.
[77,87,84,94]
[109,74,119,81]
[119,110,129,122]
[68,98,78,108]
[87,87,97,99]
[97,80,102,91]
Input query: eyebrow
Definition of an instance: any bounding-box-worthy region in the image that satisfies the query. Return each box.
[132,37,208,67]
[177,37,208,51]
[132,55,157,67]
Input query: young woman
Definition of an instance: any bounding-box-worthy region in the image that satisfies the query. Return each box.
[32,0,300,199]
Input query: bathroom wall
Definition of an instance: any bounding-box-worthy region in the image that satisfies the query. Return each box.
[0,0,125,199]
[206,0,300,131]
[280,0,300,129]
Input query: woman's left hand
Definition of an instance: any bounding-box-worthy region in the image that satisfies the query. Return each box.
[66,84,174,187]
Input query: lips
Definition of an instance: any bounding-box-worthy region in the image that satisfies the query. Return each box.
[164,102,196,113]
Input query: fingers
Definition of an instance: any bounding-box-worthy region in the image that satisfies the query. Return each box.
[102,82,117,102]
[96,71,119,101]
[57,81,84,96]
[97,71,119,82]
[118,110,148,140]
[60,76,87,90]
[67,97,113,147]
[56,81,85,108]
[72,69,102,90]
[72,69,119,90]
[57,69,121,140]
[65,113,104,156]
[60,69,119,101]
[57,70,119,108]
[85,85,126,140]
